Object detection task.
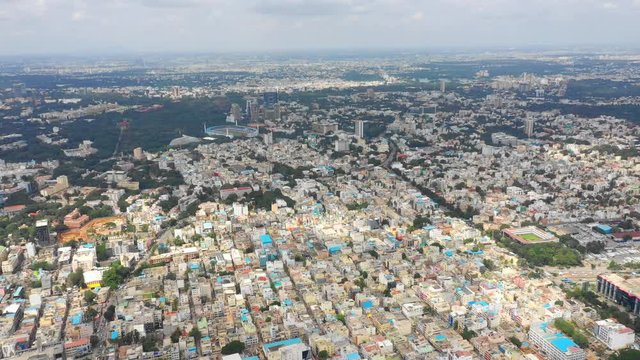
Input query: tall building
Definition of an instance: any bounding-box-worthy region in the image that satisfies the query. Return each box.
[263,132,274,145]
[248,101,259,122]
[133,147,144,160]
[230,103,242,122]
[263,91,278,108]
[335,139,349,152]
[35,220,50,245]
[274,103,281,120]
[355,120,365,139]
[440,80,446,93]
[524,118,535,137]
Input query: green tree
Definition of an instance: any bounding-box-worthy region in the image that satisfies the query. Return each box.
[221,340,245,355]
[319,350,329,360]
[104,305,116,322]
[96,242,109,261]
[461,327,477,340]
[102,260,131,289]
[84,307,98,322]
[189,328,202,341]
[610,349,640,360]
[483,259,497,271]
[84,290,97,305]
[67,268,85,287]
[30,261,55,271]
[509,336,522,348]
[142,336,158,352]
[170,328,181,343]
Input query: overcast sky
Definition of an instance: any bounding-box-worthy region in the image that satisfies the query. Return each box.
[1,0,640,55]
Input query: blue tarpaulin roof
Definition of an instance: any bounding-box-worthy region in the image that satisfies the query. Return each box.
[260,234,273,245]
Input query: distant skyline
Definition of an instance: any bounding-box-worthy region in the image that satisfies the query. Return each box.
[2,0,640,56]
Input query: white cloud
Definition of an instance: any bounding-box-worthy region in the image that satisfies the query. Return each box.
[410,11,424,21]
[71,10,86,20]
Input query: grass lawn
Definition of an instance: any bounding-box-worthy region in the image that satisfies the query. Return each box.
[520,233,544,242]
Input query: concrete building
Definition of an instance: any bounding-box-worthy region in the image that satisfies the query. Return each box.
[35,220,50,245]
[335,139,349,152]
[2,248,24,274]
[72,246,96,272]
[355,120,365,139]
[593,318,635,350]
[39,175,69,197]
[528,322,585,360]
[524,117,535,137]
[133,147,144,160]
[597,274,640,315]
[263,338,311,360]
[63,208,89,229]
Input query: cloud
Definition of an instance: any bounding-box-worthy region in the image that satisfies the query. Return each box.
[136,0,219,8]
[409,11,424,21]
[253,0,374,17]
[72,10,86,21]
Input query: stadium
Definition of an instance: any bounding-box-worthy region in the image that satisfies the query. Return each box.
[503,226,558,245]
[204,124,258,138]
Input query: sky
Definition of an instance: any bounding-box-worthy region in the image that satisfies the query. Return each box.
[1,0,640,55]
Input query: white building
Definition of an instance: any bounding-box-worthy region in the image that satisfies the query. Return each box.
[524,117,535,137]
[263,338,311,360]
[528,322,585,360]
[593,319,635,350]
[335,139,349,152]
[355,120,365,139]
[401,303,424,318]
[72,246,96,272]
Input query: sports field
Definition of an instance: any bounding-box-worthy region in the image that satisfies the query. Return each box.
[520,233,544,242]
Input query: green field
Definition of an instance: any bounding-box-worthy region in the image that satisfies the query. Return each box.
[520,233,544,242]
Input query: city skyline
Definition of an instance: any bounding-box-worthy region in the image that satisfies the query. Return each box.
[2,0,640,56]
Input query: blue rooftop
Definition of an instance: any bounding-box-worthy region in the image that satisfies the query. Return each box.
[551,336,578,352]
[346,353,361,360]
[595,224,613,233]
[70,313,82,325]
[538,323,580,353]
[260,234,273,245]
[468,301,489,307]
[263,338,302,351]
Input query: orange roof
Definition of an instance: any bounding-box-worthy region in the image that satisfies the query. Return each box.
[2,205,25,212]
[64,337,90,348]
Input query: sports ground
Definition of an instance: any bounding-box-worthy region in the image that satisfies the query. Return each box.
[503,226,558,245]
